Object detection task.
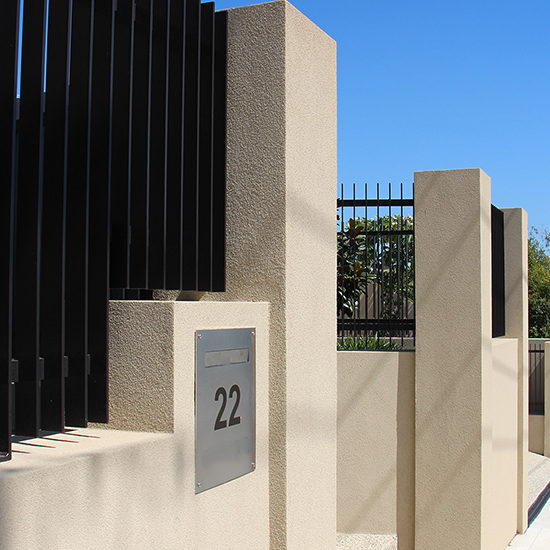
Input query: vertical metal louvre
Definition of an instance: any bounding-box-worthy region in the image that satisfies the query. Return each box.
[0,0,20,461]
[13,0,48,438]
[40,0,71,432]
[1,0,227,460]
[87,0,115,423]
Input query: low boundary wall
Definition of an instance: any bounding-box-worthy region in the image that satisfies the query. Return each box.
[337,351,415,550]
[0,301,270,550]
[338,338,520,550]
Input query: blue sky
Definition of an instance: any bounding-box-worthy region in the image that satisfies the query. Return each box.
[215,0,550,231]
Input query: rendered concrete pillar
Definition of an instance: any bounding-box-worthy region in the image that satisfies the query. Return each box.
[414,169,493,550]
[202,2,337,549]
[502,208,529,532]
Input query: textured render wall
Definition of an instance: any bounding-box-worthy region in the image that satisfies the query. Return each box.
[530,415,545,455]
[337,351,415,550]
[284,4,337,549]
[485,338,519,550]
[98,301,175,432]
[503,208,529,531]
[415,169,492,550]
[202,2,337,549]
[0,301,270,550]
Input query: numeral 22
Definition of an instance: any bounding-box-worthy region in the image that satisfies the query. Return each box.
[214,385,241,430]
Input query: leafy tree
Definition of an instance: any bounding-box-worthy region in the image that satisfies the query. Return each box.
[529,228,550,338]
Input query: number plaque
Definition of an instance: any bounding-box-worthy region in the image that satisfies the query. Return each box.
[195,328,256,493]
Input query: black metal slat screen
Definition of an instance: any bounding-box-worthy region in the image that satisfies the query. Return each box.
[0,1,20,462]
[491,205,506,338]
[1,0,226,461]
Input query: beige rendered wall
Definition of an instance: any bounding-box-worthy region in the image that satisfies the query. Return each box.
[485,338,519,550]
[337,351,415,550]
[503,207,529,532]
[200,2,338,549]
[415,169,495,550]
[0,301,270,550]
[530,415,545,455]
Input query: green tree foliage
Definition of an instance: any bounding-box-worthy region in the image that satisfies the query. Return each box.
[529,228,550,338]
[337,215,414,319]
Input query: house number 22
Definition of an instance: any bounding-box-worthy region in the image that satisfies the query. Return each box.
[214,385,241,430]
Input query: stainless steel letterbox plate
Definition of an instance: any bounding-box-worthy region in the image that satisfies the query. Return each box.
[195,328,256,493]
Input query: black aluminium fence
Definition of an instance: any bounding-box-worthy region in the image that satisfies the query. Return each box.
[1,0,227,462]
[529,342,546,416]
[337,185,507,349]
[337,183,415,350]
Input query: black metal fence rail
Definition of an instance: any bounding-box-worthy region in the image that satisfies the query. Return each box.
[529,341,546,416]
[337,183,415,350]
[1,0,227,462]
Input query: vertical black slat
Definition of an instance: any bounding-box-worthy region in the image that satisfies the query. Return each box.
[0,0,20,459]
[388,183,393,346]
[110,0,133,289]
[399,183,404,346]
[128,0,151,289]
[88,0,114,423]
[352,184,357,343]
[65,0,93,427]
[197,2,214,291]
[375,184,381,346]
[338,184,343,341]
[491,205,506,338]
[365,190,371,338]
[412,179,416,346]
[147,0,169,289]
[211,8,226,292]
[40,0,72,431]
[181,0,201,290]
[13,0,48,437]
[164,0,185,289]
[364,184,369,343]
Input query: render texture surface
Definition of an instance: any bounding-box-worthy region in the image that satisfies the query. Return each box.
[503,207,530,532]
[415,169,492,550]
[98,300,175,432]
[1,302,270,550]
[530,415,545,455]
[337,351,414,550]
[414,169,526,550]
[201,2,337,548]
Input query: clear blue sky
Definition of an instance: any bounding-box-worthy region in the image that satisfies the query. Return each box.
[215,0,550,231]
